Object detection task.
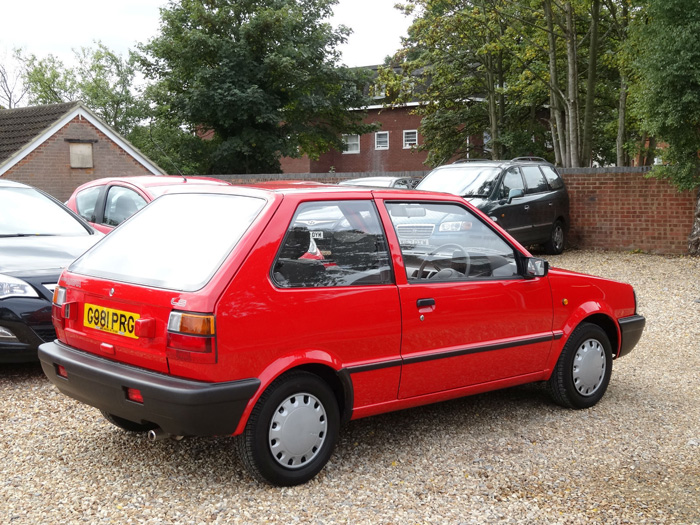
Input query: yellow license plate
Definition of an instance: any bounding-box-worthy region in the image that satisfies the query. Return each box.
[84,303,140,339]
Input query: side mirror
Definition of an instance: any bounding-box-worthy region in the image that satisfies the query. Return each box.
[507,188,524,204]
[525,257,549,278]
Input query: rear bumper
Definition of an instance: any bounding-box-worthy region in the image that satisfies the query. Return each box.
[617,314,646,358]
[38,340,260,437]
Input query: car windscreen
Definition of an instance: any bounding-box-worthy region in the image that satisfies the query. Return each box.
[417,166,501,197]
[0,187,90,237]
[69,193,266,291]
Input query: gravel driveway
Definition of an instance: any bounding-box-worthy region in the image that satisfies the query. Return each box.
[1,250,698,524]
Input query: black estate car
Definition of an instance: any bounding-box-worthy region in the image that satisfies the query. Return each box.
[416,158,569,254]
[0,180,102,362]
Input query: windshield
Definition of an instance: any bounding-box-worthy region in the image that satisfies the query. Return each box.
[70,193,266,291]
[0,187,90,236]
[417,166,501,197]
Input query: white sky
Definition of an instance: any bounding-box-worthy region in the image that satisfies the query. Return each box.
[0,0,413,68]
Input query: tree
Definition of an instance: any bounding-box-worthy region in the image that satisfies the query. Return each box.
[137,0,376,174]
[629,0,700,252]
[22,43,146,136]
[388,0,638,168]
[0,48,29,109]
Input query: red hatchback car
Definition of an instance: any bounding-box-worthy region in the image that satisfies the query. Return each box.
[39,183,645,486]
[66,175,230,233]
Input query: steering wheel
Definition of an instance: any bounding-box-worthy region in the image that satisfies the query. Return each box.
[416,243,470,279]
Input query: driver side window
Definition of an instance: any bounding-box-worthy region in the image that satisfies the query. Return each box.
[386,202,519,281]
[498,168,525,200]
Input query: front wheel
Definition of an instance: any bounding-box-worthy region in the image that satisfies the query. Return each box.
[548,323,612,409]
[544,220,566,254]
[236,371,340,486]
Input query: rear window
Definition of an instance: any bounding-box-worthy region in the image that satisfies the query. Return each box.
[0,187,90,236]
[70,193,266,291]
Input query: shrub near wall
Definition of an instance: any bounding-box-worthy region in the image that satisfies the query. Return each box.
[217,168,697,255]
[561,168,697,255]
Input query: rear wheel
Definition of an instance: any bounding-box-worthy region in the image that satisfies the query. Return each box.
[236,371,340,486]
[100,410,157,433]
[548,323,612,409]
[544,220,566,254]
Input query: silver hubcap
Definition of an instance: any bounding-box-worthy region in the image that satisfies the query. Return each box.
[572,338,606,396]
[553,225,564,250]
[269,392,327,469]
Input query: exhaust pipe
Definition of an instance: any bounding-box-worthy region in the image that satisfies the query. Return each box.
[147,429,184,442]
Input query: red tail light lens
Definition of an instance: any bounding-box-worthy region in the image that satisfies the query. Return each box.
[166,312,216,364]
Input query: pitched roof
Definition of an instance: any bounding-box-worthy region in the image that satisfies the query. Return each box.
[0,102,80,164]
[0,102,164,176]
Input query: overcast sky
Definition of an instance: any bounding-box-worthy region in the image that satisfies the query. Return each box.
[0,0,413,68]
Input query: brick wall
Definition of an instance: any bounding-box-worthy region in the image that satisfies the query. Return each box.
[560,168,697,254]
[5,117,154,201]
[219,167,698,255]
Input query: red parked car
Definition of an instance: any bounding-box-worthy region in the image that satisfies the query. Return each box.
[65,175,230,233]
[39,183,645,486]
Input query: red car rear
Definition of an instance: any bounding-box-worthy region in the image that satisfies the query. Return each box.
[40,184,645,486]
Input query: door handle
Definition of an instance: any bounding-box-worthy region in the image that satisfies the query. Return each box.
[416,298,435,308]
[524,205,530,211]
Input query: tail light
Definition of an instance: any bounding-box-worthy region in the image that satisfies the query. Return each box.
[166,312,217,364]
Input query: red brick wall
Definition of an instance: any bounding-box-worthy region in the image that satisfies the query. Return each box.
[5,117,154,201]
[280,106,429,174]
[561,169,697,254]
[219,168,698,255]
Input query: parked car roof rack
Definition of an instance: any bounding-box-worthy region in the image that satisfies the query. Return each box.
[511,156,548,162]
[453,158,490,163]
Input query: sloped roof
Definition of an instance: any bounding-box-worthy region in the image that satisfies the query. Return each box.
[0,102,164,176]
[0,102,80,164]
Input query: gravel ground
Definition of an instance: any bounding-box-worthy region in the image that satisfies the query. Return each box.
[1,250,699,524]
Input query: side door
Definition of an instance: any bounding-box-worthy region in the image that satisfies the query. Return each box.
[383,200,554,399]
[490,167,534,244]
[521,165,556,242]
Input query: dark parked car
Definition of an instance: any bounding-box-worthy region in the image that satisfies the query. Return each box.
[339,176,421,189]
[417,158,569,254]
[0,180,102,362]
[66,176,230,234]
[40,183,644,486]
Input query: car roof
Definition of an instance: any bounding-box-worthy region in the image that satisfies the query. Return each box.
[74,175,231,191]
[0,178,31,189]
[433,157,555,171]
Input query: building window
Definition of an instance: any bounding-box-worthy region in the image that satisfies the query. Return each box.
[403,130,418,149]
[69,143,93,168]
[375,132,389,150]
[342,134,360,154]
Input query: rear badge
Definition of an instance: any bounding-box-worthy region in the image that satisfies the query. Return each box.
[109,288,115,297]
[171,298,187,308]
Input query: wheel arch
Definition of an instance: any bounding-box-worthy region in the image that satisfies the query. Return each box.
[233,355,353,435]
[582,313,620,357]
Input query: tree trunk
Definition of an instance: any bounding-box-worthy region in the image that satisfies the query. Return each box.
[616,75,628,166]
[544,0,569,166]
[565,1,581,167]
[581,0,600,165]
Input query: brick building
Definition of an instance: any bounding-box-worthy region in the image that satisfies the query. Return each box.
[0,102,164,201]
[280,103,430,174]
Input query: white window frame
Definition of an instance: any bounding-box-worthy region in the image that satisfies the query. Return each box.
[342,134,360,154]
[403,130,418,149]
[375,131,389,150]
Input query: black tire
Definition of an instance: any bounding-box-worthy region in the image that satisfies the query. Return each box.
[100,410,157,433]
[544,220,566,254]
[236,371,340,486]
[548,323,612,409]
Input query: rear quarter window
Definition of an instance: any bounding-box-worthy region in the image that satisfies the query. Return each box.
[541,165,565,190]
[70,193,266,291]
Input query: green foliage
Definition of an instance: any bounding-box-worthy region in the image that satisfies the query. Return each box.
[22,43,145,136]
[137,0,375,174]
[629,0,700,189]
